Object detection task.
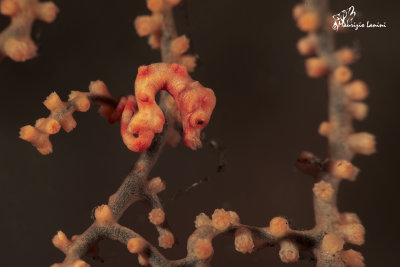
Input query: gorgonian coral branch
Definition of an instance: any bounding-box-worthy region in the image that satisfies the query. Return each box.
[0,0,58,61]
[293,0,376,265]
[19,81,119,154]
[135,0,196,70]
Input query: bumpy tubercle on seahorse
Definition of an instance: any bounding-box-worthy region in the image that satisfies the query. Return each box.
[120,62,216,152]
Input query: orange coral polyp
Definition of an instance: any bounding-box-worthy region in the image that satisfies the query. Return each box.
[127,237,147,254]
[170,35,190,56]
[147,0,163,13]
[158,230,174,248]
[35,2,59,23]
[3,38,37,62]
[269,217,289,238]
[121,63,216,152]
[193,238,214,260]
[52,230,72,254]
[1,0,20,16]
[19,125,53,154]
[0,0,59,61]
[340,249,365,267]
[134,14,162,37]
[234,228,254,254]
[94,204,115,225]
[148,208,165,225]
[194,213,212,229]
[321,234,344,254]
[211,209,231,231]
[297,12,319,32]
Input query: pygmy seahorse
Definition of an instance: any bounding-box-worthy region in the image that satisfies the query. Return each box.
[121,63,216,152]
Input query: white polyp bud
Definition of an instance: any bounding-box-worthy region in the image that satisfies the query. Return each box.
[60,114,77,133]
[138,254,149,266]
[292,4,306,20]
[305,57,329,78]
[347,132,376,155]
[193,238,213,260]
[340,212,361,225]
[127,237,147,254]
[333,66,352,84]
[179,55,197,72]
[195,213,212,229]
[52,231,71,253]
[148,208,165,225]
[35,118,61,134]
[269,217,289,238]
[147,177,165,194]
[279,240,299,263]
[211,209,231,231]
[228,211,240,225]
[321,234,344,254]
[297,36,315,56]
[234,228,254,254]
[349,102,368,121]
[148,33,161,49]
[313,181,334,201]
[336,48,356,65]
[4,38,37,61]
[170,35,190,56]
[19,125,53,155]
[134,14,162,36]
[147,0,163,13]
[94,204,115,225]
[35,2,59,23]
[69,91,90,112]
[44,92,64,111]
[89,80,111,97]
[297,12,320,32]
[158,230,174,248]
[330,160,359,181]
[1,0,20,16]
[340,249,365,267]
[318,121,330,136]
[344,80,369,100]
[338,223,365,245]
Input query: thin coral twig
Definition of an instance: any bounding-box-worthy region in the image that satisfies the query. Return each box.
[294,0,375,265]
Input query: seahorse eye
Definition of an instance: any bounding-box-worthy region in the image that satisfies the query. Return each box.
[190,112,207,128]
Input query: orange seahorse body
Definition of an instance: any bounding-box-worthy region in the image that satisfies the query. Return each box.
[121,63,216,152]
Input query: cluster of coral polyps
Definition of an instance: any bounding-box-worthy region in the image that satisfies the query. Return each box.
[19,81,117,154]
[125,209,295,265]
[293,3,376,157]
[134,0,197,71]
[292,1,375,266]
[0,0,58,61]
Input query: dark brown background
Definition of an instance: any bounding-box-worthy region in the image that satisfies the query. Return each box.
[1,0,399,266]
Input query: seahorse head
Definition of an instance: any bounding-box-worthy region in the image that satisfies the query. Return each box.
[179,81,216,150]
